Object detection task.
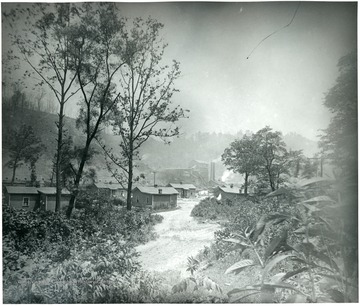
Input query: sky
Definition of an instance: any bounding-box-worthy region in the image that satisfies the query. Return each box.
[2,1,357,141]
[114,1,357,140]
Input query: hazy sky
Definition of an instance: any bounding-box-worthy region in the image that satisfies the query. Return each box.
[3,2,357,141]
[114,1,357,140]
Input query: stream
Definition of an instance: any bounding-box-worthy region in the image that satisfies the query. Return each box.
[136,197,220,277]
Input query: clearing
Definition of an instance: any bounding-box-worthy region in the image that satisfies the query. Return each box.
[136,198,220,278]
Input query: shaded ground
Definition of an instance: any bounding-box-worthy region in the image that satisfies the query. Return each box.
[136,198,220,277]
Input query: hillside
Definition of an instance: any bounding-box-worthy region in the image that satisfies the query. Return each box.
[2,107,153,185]
[2,107,320,186]
[283,132,320,157]
[2,107,82,183]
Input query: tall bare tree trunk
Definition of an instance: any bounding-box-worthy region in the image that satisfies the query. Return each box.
[266,165,276,191]
[244,172,249,195]
[66,142,90,218]
[55,101,65,212]
[11,163,17,185]
[126,153,133,211]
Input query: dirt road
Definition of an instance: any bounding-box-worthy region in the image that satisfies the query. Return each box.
[136,198,220,277]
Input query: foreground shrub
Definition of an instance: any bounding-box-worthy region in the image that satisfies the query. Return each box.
[3,192,164,303]
[3,233,142,303]
[190,197,236,220]
[170,275,228,303]
[3,206,74,254]
[73,201,163,244]
[201,181,358,303]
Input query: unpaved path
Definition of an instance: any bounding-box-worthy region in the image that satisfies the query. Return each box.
[136,198,220,277]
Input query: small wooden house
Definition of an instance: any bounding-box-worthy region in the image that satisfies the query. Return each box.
[37,187,71,211]
[4,186,71,211]
[132,186,178,210]
[167,183,196,198]
[213,186,246,202]
[4,186,39,211]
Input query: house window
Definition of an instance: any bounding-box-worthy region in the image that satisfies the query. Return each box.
[146,197,149,204]
[136,196,139,203]
[23,197,29,207]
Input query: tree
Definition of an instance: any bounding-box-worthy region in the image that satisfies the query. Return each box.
[4,3,82,211]
[63,3,128,218]
[301,157,320,179]
[103,17,188,210]
[254,126,298,191]
[320,52,357,177]
[4,124,46,185]
[221,135,262,195]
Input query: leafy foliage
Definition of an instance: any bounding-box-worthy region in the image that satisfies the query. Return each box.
[100,17,189,210]
[63,3,128,218]
[222,134,262,194]
[223,181,358,303]
[3,206,74,258]
[222,126,304,193]
[3,190,164,303]
[4,124,46,184]
[320,51,357,177]
[254,126,303,191]
[190,197,240,220]
[170,275,226,303]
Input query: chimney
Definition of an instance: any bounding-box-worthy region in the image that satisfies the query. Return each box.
[230,184,234,188]
[158,188,162,194]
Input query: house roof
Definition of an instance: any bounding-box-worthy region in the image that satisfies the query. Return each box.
[168,183,196,190]
[133,186,179,195]
[94,182,125,190]
[37,187,71,195]
[218,186,242,194]
[5,186,71,195]
[5,186,38,195]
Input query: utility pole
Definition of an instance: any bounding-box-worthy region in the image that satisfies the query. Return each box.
[153,171,156,187]
[320,157,324,177]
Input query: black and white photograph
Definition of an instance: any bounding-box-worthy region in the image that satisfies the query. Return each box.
[2,1,358,303]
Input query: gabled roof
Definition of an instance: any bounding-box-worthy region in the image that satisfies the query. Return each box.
[133,186,178,195]
[168,183,196,190]
[5,186,38,195]
[218,186,242,194]
[37,187,71,195]
[5,186,71,195]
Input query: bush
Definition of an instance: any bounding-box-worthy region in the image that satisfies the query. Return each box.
[3,232,143,303]
[3,192,165,303]
[190,195,302,283]
[191,197,236,220]
[3,206,76,268]
[191,181,357,303]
